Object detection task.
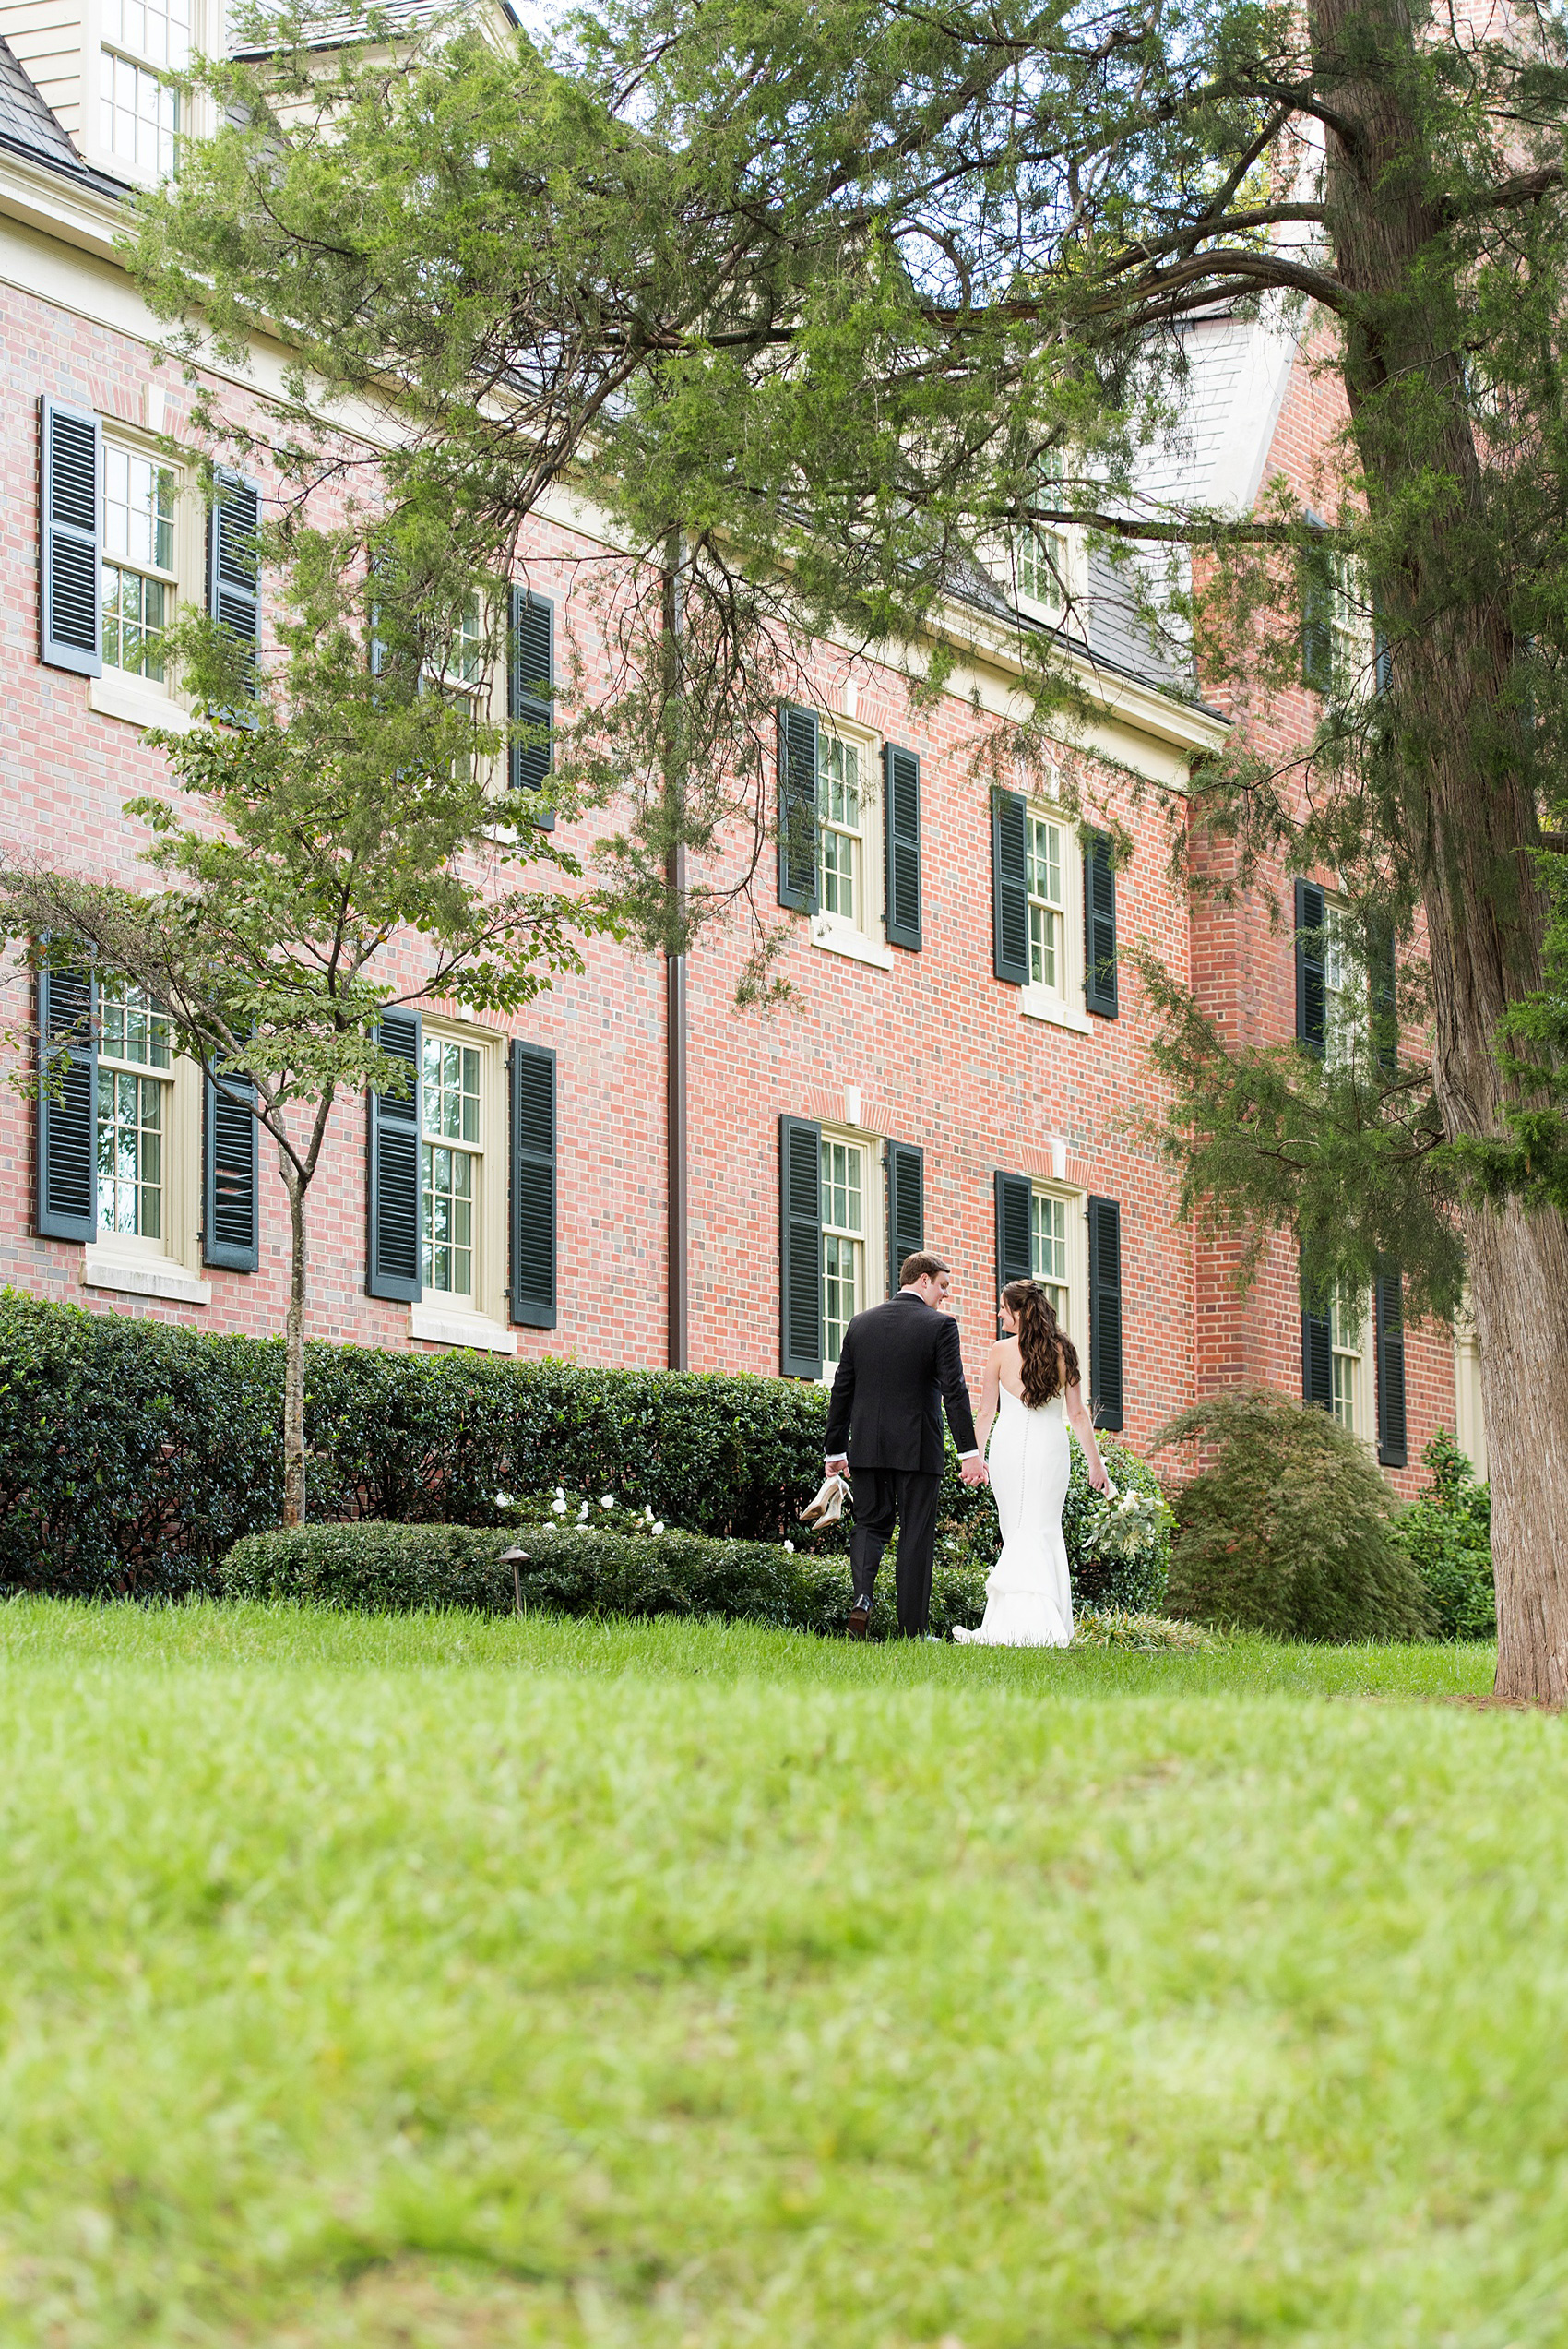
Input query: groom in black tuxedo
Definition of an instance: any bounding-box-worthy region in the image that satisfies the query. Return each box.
[823,1251,989,1639]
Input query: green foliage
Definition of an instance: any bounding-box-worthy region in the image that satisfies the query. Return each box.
[934,1432,1172,1615]
[1155,1388,1433,1642]
[220,1516,996,1637]
[1392,1432,1495,1641]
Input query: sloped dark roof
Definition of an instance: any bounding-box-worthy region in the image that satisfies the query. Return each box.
[0,36,127,196]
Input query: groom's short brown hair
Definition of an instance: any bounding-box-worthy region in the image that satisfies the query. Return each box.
[899,1251,950,1286]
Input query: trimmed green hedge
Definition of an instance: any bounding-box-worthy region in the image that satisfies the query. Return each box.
[0,1291,1171,1608]
[220,1520,995,1639]
[1392,1433,1494,1640]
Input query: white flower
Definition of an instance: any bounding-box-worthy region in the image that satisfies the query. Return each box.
[551,1496,567,1515]
[783,1540,794,1554]
[652,1521,665,1537]
[576,1503,589,1522]
[554,1485,565,1500]
[600,1494,615,1509]
[494,1491,514,1508]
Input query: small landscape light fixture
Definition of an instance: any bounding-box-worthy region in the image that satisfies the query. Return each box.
[500,1544,529,1616]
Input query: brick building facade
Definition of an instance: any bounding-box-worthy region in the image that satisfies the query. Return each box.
[0,11,1484,1486]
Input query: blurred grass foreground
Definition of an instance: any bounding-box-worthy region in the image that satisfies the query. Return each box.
[0,1598,1551,2347]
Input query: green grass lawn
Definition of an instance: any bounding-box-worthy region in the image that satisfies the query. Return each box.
[0,1599,1553,2347]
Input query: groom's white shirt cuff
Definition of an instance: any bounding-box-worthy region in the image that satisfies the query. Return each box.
[824,1451,980,1467]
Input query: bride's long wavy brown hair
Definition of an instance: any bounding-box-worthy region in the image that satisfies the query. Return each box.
[1002,1281,1081,1407]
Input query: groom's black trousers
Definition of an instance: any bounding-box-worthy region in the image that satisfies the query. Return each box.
[849,1467,942,1636]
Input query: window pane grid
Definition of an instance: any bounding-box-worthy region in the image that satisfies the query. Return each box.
[1027,814,1063,989]
[420,1038,481,1300]
[817,736,861,923]
[103,448,177,679]
[97,1069,164,1239]
[1016,527,1065,609]
[100,48,181,174]
[1330,1291,1360,1433]
[821,1137,863,1365]
[1029,1191,1071,1328]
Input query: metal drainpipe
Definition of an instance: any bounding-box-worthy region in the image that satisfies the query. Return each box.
[663,533,689,1373]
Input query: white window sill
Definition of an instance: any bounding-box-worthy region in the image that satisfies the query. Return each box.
[88,673,192,734]
[809,915,894,972]
[408,1305,518,1356]
[84,1249,211,1306]
[1020,985,1091,1034]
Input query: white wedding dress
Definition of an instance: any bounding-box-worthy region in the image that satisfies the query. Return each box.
[952,1386,1074,1648]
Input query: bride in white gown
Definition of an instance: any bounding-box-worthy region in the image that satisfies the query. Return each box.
[952,1280,1110,1648]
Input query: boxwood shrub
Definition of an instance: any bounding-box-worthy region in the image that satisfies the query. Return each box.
[220,1520,994,1640]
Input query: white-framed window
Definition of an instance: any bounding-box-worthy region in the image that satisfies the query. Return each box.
[1027,811,1065,991]
[1330,1287,1360,1433]
[103,444,179,684]
[96,981,172,1245]
[817,733,864,924]
[1014,525,1068,620]
[1026,1181,1088,1362]
[421,1032,483,1307]
[98,0,189,177]
[821,1131,866,1369]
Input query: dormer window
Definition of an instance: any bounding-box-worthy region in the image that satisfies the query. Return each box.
[100,0,189,176]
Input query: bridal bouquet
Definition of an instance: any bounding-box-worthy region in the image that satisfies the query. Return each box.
[1078,1485,1174,1569]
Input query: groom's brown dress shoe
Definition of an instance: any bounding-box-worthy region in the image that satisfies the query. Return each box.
[848,1593,873,1640]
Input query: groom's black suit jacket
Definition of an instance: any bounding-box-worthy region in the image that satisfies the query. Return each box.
[824,1293,980,1474]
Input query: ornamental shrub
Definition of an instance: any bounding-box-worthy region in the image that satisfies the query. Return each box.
[1391,1432,1494,1640]
[220,1519,993,1639]
[931,1433,1171,1615]
[1153,1387,1432,1642]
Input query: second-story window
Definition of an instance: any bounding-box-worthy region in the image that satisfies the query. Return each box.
[1027,813,1064,990]
[97,982,172,1243]
[817,734,863,924]
[421,1035,481,1306]
[103,446,177,683]
[100,0,189,176]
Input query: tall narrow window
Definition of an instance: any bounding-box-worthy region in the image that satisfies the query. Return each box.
[96,982,172,1241]
[100,0,189,175]
[1015,526,1066,614]
[820,1136,864,1366]
[102,447,177,683]
[1029,1192,1071,1327]
[1026,813,1064,990]
[1330,1289,1360,1432]
[421,1036,481,1305]
[817,736,862,924]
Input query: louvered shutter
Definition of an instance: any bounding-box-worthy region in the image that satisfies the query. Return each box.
[509,588,555,830]
[37,963,97,1243]
[883,743,921,950]
[1301,528,1334,692]
[366,1008,422,1302]
[991,791,1028,984]
[1370,920,1397,1078]
[208,471,261,718]
[777,706,819,912]
[885,1139,924,1292]
[40,399,101,676]
[1376,1268,1408,1468]
[993,1171,1032,1311]
[203,1070,259,1271]
[510,1040,557,1329]
[1295,879,1326,1055]
[1301,1297,1334,1410]
[1083,830,1119,1017]
[1087,1195,1124,1432]
[779,1115,822,1377]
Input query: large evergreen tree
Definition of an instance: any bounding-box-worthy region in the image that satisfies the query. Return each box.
[143,0,1568,1694]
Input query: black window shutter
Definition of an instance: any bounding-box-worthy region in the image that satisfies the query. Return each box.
[885,1139,924,1292]
[1295,879,1326,1055]
[1087,1195,1124,1431]
[510,1040,557,1329]
[1301,529,1334,692]
[883,743,921,950]
[1370,920,1397,1078]
[991,791,1028,984]
[366,1008,422,1302]
[1083,830,1119,1017]
[203,1070,259,1271]
[1301,1301,1334,1410]
[40,399,101,677]
[777,706,819,912]
[993,1170,1032,1309]
[37,964,97,1243]
[208,472,261,704]
[1376,1268,1408,1467]
[510,587,555,830]
[779,1115,822,1377]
